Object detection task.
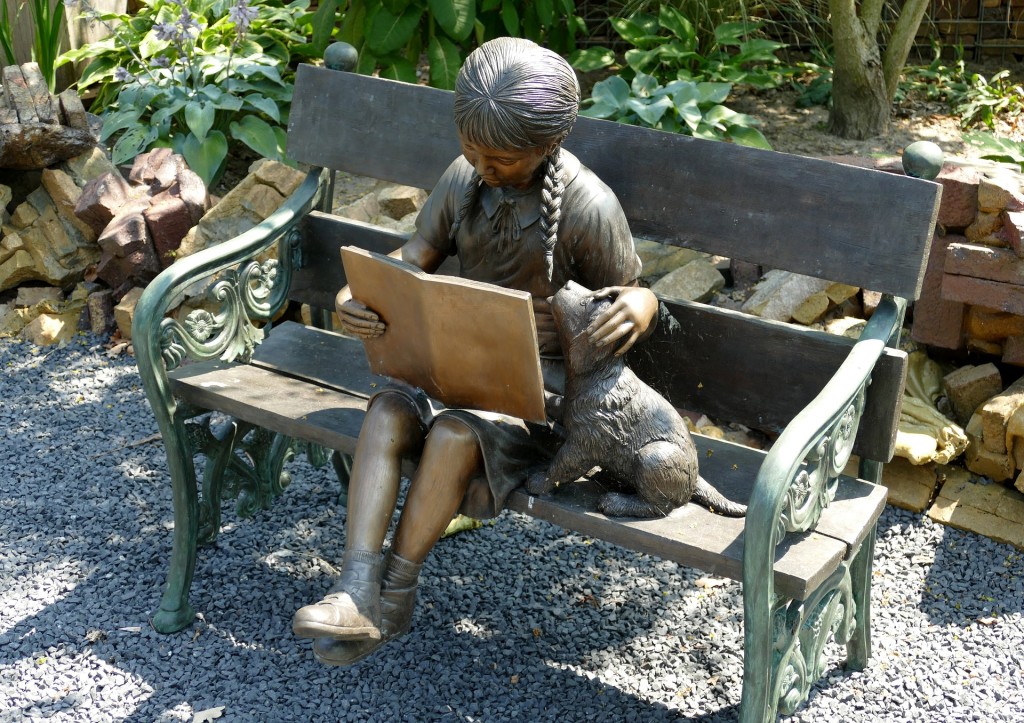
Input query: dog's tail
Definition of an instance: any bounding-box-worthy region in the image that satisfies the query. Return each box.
[693,476,747,517]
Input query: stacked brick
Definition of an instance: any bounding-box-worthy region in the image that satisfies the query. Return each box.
[928,0,1024,57]
[911,165,1024,364]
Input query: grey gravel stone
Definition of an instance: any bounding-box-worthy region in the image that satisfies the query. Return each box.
[2,334,1024,721]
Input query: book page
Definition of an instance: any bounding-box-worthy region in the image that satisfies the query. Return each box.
[340,246,547,422]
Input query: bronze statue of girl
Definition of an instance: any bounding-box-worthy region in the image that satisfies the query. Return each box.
[292,37,660,666]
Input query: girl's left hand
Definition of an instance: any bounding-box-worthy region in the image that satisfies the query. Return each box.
[586,285,659,356]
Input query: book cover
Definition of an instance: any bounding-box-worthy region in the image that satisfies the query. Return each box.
[340,246,547,423]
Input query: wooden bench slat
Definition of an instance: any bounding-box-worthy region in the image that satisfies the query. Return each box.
[288,64,940,298]
[169,323,886,600]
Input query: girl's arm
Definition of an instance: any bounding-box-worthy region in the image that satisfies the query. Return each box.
[335,234,447,338]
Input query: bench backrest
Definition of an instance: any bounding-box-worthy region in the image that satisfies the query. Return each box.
[284,63,942,461]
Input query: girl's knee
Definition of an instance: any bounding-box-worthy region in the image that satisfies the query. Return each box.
[363,393,425,454]
[425,416,478,451]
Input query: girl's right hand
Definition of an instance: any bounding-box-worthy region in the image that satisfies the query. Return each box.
[336,291,386,339]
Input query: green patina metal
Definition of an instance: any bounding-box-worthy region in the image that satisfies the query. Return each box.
[134,169,333,634]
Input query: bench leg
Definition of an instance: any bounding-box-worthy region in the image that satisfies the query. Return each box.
[152,415,201,634]
[846,523,877,670]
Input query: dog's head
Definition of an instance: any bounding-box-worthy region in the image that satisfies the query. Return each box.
[551,280,619,375]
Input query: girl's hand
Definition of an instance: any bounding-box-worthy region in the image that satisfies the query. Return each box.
[335,288,385,339]
[532,296,559,353]
[586,285,658,356]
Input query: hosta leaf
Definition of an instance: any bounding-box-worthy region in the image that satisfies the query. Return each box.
[183,130,228,188]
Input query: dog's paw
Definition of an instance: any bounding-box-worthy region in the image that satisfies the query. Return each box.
[526,469,555,495]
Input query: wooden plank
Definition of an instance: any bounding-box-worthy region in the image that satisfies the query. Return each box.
[288,64,940,298]
[942,274,1024,315]
[252,321,388,399]
[170,349,882,600]
[292,212,407,309]
[628,298,908,462]
[168,362,368,455]
[945,242,1024,286]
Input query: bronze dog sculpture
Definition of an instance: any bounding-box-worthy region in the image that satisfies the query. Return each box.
[526,281,747,519]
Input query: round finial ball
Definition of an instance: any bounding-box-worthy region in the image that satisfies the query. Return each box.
[902,141,944,180]
[325,42,358,72]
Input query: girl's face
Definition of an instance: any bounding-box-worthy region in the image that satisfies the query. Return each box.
[459,135,552,190]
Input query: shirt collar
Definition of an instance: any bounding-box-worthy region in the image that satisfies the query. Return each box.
[479,150,582,227]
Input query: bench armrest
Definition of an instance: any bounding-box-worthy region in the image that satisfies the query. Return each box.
[745,293,905,546]
[134,168,326,432]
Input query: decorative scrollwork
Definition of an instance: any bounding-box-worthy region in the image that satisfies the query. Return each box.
[779,386,867,535]
[157,226,303,370]
[771,562,856,716]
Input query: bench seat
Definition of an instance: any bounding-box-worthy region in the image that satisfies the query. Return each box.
[170,320,886,602]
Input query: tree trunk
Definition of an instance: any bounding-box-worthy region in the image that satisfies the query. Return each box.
[828,0,890,139]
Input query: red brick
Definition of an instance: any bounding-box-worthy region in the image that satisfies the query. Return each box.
[911,233,966,349]
[965,306,1024,340]
[1003,210,1024,258]
[945,241,1024,284]
[936,165,981,229]
[943,274,1024,316]
[128,147,178,193]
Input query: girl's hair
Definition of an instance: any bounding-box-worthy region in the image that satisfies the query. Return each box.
[448,37,580,281]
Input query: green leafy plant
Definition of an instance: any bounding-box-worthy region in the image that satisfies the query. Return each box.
[61,0,310,187]
[582,71,772,149]
[571,6,789,91]
[314,0,586,89]
[965,132,1024,174]
[901,48,1024,129]
[0,0,67,92]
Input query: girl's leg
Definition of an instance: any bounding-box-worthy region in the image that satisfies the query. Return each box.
[292,393,425,640]
[312,417,483,665]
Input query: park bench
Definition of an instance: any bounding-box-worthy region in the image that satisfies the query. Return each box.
[133,50,941,722]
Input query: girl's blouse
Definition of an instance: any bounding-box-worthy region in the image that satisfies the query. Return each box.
[413,150,642,303]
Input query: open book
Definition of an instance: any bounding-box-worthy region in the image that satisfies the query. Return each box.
[340,246,547,423]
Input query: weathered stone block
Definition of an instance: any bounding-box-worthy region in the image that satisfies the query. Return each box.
[377,184,427,220]
[19,311,79,346]
[881,457,939,512]
[75,171,135,235]
[943,362,1003,425]
[175,168,210,225]
[252,158,306,197]
[965,412,1014,480]
[964,306,1024,341]
[977,174,1024,213]
[15,286,62,307]
[41,167,96,242]
[741,270,830,322]
[965,210,1004,245]
[87,288,116,335]
[650,258,725,303]
[634,240,704,282]
[335,193,381,225]
[927,475,1024,549]
[1003,210,1024,258]
[97,199,153,257]
[63,147,119,186]
[129,147,178,192]
[114,286,145,340]
[980,376,1024,454]
[1003,335,1024,367]
[144,191,194,268]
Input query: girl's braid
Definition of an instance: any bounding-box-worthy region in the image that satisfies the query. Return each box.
[539,146,565,282]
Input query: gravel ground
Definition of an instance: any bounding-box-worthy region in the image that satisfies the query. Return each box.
[3,333,1024,723]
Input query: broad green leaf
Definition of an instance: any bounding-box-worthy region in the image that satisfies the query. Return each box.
[590,76,630,111]
[111,126,158,166]
[199,84,224,102]
[183,130,229,187]
[727,125,772,150]
[627,96,673,126]
[430,0,475,42]
[311,0,342,52]
[244,94,281,122]
[631,72,658,99]
[379,57,418,84]
[697,82,732,105]
[624,47,662,74]
[568,47,614,73]
[677,102,703,131]
[481,0,500,11]
[667,82,700,106]
[500,0,519,35]
[702,104,737,126]
[211,94,244,112]
[366,6,423,55]
[185,100,215,141]
[657,5,695,48]
[139,29,170,59]
[610,16,659,48]
[77,56,118,90]
[230,116,282,159]
[100,108,144,142]
[427,35,461,90]
[150,98,188,127]
[580,101,619,119]
[535,0,554,26]
[714,21,758,46]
